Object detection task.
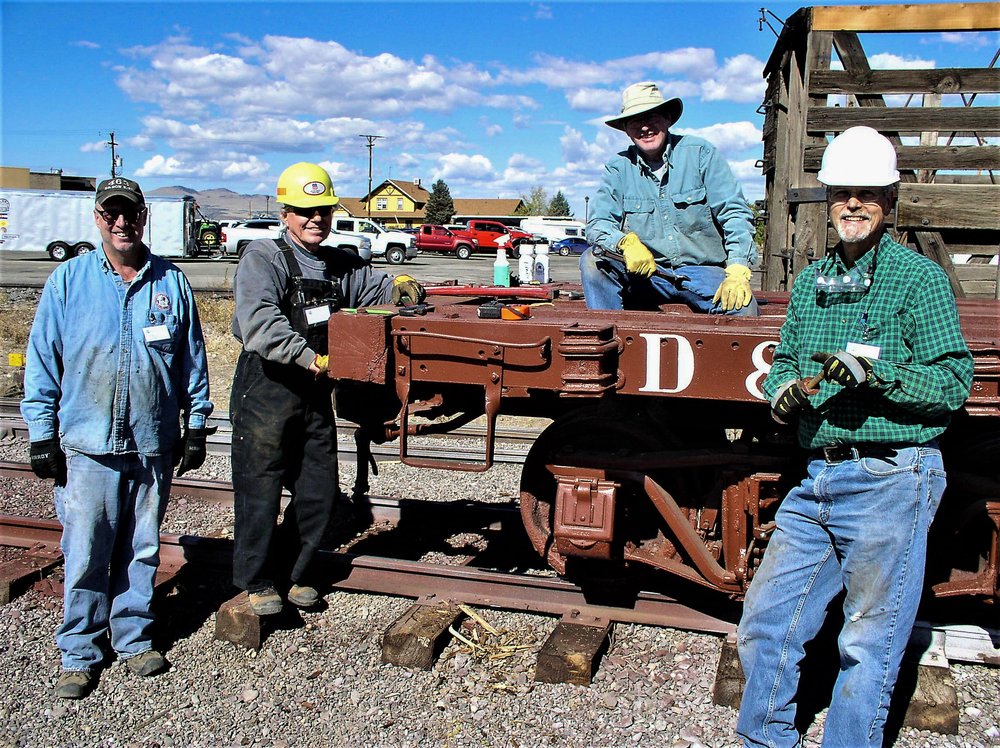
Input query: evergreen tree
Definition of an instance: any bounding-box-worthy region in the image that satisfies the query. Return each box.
[424,179,455,225]
[547,191,571,217]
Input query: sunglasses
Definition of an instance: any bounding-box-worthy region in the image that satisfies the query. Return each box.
[827,188,886,205]
[287,205,334,218]
[95,206,146,224]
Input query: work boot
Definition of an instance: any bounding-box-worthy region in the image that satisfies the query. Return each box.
[126,650,167,677]
[54,670,92,699]
[287,584,320,608]
[248,586,283,616]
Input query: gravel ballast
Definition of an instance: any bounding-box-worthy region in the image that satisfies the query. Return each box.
[1,435,998,748]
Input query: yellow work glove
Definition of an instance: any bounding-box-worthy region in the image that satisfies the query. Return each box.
[712,264,753,311]
[313,354,329,373]
[391,274,426,306]
[617,233,657,278]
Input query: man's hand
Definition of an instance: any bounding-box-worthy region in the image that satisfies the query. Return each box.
[811,351,874,388]
[617,233,657,278]
[712,264,753,311]
[176,427,215,477]
[392,275,425,306]
[770,379,816,425]
[30,438,66,484]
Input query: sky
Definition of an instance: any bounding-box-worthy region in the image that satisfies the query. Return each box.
[2,1,997,218]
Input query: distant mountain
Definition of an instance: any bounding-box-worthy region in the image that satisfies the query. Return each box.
[146,186,273,220]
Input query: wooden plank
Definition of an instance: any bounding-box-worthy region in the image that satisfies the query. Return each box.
[803,144,1000,171]
[534,618,611,686]
[808,106,1000,136]
[214,592,268,651]
[712,634,743,708]
[812,3,1000,32]
[0,546,62,605]
[381,601,462,670]
[896,184,1000,230]
[810,68,1000,95]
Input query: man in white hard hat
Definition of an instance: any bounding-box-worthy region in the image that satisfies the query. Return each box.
[582,81,758,314]
[736,127,973,746]
[230,162,424,616]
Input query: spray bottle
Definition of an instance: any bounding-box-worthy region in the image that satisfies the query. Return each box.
[493,246,510,287]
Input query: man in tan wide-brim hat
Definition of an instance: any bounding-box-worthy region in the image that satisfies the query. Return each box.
[582,81,758,315]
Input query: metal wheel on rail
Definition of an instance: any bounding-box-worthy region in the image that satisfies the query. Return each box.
[519,403,722,582]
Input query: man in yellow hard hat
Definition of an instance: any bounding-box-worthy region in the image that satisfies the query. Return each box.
[230,162,424,616]
[583,81,758,314]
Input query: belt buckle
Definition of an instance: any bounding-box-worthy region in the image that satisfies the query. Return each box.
[822,445,856,463]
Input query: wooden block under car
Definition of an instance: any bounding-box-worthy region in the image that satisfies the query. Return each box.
[534,618,611,686]
[381,601,463,670]
[214,591,268,650]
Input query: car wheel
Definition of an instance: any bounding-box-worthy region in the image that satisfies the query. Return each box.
[73,242,95,257]
[456,245,472,260]
[386,247,405,265]
[47,241,71,262]
[559,247,571,257]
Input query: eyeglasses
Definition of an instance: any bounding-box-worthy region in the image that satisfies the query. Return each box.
[827,188,886,205]
[95,206,146,224]
[287,205,333,218]
[625,114,668,132]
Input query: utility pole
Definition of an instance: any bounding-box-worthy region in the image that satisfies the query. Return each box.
[107,131,122,177]
[359,134,384,220]
[584,196,590,223]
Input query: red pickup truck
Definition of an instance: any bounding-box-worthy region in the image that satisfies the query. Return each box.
[414,224,480,259]
[461,220,534,252]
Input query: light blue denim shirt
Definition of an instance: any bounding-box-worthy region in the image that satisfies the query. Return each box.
[21,247,213,456]
[586,134,757,269]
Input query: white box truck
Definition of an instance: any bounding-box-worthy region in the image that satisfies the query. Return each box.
[0,188,199,261]
[518,216,586,244]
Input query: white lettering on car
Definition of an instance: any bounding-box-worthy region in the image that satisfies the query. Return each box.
[746,340,779,401]
[639,333,695,393]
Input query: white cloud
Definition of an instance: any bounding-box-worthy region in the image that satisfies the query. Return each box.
[136,153,269,179]
[72,40,100,50]
[674,121,762,158]
[701,54,766,103]
[80,140,107,153]
[437,153,495,181]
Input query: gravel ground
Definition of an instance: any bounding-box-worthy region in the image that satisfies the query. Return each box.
[1,434,998,748]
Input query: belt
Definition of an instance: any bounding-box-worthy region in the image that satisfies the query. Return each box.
[812,444,899,463]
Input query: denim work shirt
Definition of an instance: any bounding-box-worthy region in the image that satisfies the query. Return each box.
[586,134,756,269]
[21,247,213,456]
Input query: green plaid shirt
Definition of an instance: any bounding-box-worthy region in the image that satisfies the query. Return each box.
[763,233,973,450]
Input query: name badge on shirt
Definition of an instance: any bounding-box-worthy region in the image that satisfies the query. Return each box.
[142,324,171,343]
[846,341,881,360]
[305,304,332,326]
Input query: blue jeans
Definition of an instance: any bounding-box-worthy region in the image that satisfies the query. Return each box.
[736,445,946,747]
[579,249,759,315]
[54,451,172,671]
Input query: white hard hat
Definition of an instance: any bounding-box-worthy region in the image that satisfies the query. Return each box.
[817,126,900,187]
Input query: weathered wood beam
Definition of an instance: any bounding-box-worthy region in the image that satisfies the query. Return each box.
[896,185,1000,231]
[811,3,1000,33]
[810,68,1000,95]
[808,106,1000,136]
[803,144,1000,171]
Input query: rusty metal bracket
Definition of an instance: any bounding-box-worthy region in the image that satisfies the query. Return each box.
[391,328,550,471]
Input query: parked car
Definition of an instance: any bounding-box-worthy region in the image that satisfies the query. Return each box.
[331,217,417,265]
[462,220,534,251]
[550,236,591,256]
[414,224,480,259]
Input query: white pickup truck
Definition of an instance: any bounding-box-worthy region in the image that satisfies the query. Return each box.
[331,217,417,265]
[221,218,373,261]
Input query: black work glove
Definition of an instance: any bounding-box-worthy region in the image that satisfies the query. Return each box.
[30,438,66,485]
[811,351,874,388]
[770,379,814,425]
[175,427,215,477]
[391,274,426,306]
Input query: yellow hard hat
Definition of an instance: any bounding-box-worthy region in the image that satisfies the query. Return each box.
[276,162,340,208]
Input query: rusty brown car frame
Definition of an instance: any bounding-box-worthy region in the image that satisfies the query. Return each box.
[328,288,1000,604]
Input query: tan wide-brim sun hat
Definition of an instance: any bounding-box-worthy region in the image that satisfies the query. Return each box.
[605,81,683,131]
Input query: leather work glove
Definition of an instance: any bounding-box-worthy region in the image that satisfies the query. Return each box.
[712,264,754,311]
[175,427,215,477]
[617,233,657,278]
[811,351,874,388]
[391,275,426,306]
[30,438,66,485]
[770,379,816,425]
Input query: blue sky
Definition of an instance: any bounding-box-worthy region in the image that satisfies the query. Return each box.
[2,1,997,217]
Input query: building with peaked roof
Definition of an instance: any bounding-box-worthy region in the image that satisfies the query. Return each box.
[333,178,525,228]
